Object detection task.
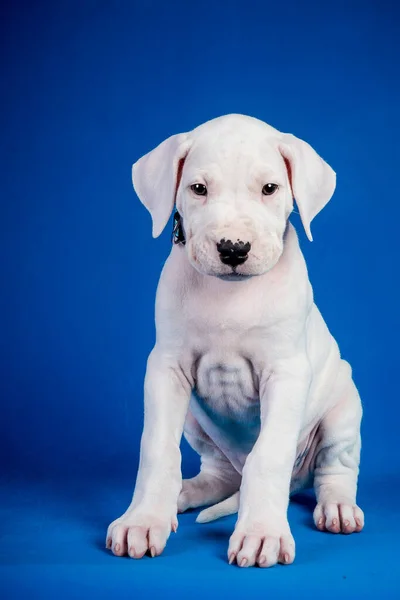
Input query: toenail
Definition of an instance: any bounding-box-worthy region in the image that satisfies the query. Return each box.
[228,553,235,565]
[259,555,266,566]
[240,558,248,567]
[344,520,350,527]
[332,519,338,526]
[150,546,156,558]
[318,518,323,527]
[114,543,120,553]
[284,552,290,564]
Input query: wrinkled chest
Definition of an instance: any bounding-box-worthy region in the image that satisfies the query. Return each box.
[190,353,261,452]
[194,353,258,410]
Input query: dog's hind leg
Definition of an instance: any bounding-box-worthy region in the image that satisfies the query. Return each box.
[178,411,241,514]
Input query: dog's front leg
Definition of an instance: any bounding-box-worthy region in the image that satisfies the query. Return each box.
[106,348,191,558]
[228,356,311,568]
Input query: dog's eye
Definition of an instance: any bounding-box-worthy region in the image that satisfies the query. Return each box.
[191,183,207,196]
[262,183,278,196]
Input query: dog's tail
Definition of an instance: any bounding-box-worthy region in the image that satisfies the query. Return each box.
[195,492,240,524]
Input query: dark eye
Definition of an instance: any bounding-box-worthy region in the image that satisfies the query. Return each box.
[191,183,207,196]
[262,183,279,196]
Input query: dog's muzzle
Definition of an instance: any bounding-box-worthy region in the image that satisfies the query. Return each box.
[217,239,251,268]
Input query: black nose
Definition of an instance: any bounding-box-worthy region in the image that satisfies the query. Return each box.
[216,239,251,268]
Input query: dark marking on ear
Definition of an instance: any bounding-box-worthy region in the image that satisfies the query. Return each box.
[172,211,186,245]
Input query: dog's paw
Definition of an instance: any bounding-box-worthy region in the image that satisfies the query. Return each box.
[228,517,295,568]
[314,502,364,534]
[106,509,178,558]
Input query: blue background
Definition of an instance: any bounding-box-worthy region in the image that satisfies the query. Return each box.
[1,0,399,597]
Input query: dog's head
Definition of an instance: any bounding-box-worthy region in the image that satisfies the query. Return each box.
[132,114,336,279]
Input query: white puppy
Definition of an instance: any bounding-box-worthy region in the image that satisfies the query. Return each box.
[106,114,364,568]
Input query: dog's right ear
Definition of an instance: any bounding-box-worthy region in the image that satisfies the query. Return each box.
[279,134,336,242]
[132,133,191,238]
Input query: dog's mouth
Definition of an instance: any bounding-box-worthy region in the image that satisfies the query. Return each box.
[217,271,253,282]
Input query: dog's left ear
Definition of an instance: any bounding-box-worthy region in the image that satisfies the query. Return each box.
[279,134,336,241]
[132,132,191,238]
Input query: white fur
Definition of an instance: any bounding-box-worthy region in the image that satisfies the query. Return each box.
[106,115,363,567]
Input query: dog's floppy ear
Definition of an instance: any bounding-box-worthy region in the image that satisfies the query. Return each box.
[132,133,191,238]
[279,134,336,241]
